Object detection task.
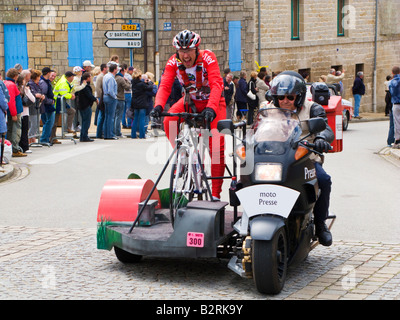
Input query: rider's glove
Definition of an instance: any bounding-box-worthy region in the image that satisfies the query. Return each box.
[201,107,216,122]
[150,105,163,118]
[314,138,331,153]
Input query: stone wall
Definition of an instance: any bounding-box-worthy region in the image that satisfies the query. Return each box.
[155,0,256,76]
[0,0,255,80]
[257,0,400,112]
[0,0,399,111]
[0,0,154,74]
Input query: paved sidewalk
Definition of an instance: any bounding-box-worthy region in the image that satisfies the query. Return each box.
[0,225,399,300]
[353,112,389,122]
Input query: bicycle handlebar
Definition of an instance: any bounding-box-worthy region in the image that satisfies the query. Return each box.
[161,112,203,118]
[234,120,247,129]
[161,111,211,130]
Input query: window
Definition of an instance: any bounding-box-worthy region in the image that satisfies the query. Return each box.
[298,68,311,82]
[291,0,300,40]
[331,65,343,72]
[355,63,364,77]
[228,21,242,72]
[67,22,93,67]
[337,0,346,36]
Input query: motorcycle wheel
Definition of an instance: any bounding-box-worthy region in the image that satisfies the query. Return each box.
[114,246,142,263]
[252,227,288,294]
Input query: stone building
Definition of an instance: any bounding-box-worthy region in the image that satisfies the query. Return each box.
[0,0,399,111]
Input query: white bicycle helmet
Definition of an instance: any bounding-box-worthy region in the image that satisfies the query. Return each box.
[173,30,201,50]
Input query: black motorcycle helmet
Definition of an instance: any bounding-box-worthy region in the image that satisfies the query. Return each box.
[269,71,307,110]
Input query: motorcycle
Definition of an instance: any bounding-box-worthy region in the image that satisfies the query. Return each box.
[96,107,335,296]
[217,107,335,294]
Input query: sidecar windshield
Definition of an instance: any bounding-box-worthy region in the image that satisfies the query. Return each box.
[252,108,301,143]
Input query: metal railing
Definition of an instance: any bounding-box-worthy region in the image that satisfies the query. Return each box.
[29,100,50,148]
[51,96,76,145]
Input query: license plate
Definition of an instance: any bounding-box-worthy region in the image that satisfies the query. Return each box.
[186,232,204,248]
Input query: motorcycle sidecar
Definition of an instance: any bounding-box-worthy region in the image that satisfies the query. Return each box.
[97,179,236,261]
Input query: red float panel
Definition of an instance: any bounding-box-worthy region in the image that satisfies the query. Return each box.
[97,179,161,222]
[323,95,343,153]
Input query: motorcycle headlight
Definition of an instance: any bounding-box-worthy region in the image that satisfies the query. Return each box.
[255,163,282,182]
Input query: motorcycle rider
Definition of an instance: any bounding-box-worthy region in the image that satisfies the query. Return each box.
[267,71,334,246]
[150,30,226,200]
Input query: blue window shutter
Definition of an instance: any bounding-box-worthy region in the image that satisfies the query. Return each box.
[79,22,94,62]
[4,24,28,71]
[67,22,93,67]
[229,21,242,72]
[67,23,81,66]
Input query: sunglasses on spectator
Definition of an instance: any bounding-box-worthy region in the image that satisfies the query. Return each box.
[277,95,296,101]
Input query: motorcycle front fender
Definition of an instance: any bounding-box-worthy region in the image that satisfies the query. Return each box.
[249,215,286,241]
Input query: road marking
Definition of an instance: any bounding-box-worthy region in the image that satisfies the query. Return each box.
[28,145,107,165]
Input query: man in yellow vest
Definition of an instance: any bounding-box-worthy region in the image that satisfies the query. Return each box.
[50,71,76,144]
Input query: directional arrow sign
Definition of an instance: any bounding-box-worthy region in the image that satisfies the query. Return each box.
[104,31,142,39]
[105,39,142,48]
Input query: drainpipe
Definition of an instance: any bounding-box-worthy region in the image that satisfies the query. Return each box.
[372,0,378,113]
[258,0,261,65]
[154,0,160,83]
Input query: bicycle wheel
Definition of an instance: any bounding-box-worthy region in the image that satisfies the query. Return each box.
[169,148,193,226]
[192,148,211,202]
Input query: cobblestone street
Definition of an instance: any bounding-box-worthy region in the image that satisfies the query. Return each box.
[0,226,399,300]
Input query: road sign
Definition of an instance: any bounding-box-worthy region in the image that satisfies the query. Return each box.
[163,22,172,31]
[122,23,140,31]
[105,39,142,48]
[104,31,141,39]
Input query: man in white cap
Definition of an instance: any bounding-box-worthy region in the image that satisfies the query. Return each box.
[72,67,85,90]
[82,60,94,73]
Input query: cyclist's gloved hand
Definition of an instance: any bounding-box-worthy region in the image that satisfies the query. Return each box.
[314,138,331,153]
[150,105,163,118]
[201,107,216,122]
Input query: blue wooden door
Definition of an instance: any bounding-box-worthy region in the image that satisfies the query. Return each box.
[67,22,94,67]
[4,24,28,71]
[228,21,242,72]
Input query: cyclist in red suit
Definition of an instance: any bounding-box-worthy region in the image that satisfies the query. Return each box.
[151,30,226,200]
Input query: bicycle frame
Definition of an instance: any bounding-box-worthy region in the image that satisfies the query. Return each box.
[169,112,211,195]
[172,121,210,196]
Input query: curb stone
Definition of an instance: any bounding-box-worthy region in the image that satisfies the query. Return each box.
[0,163,14,182]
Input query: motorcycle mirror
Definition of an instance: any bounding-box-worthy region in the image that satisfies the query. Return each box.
[308,117,326,134]
[265,90,273,102]
[217,119,234,134]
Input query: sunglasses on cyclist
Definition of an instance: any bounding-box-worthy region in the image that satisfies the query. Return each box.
[277,95,296,101]
[177,48,196,54]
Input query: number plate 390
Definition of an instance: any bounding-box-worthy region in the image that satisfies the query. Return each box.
[186,232,204,248]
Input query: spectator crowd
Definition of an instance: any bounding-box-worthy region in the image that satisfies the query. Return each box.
[0,56,158,163]
[2,59,399,165]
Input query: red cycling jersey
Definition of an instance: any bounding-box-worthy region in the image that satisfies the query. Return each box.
[155,49,224,113]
